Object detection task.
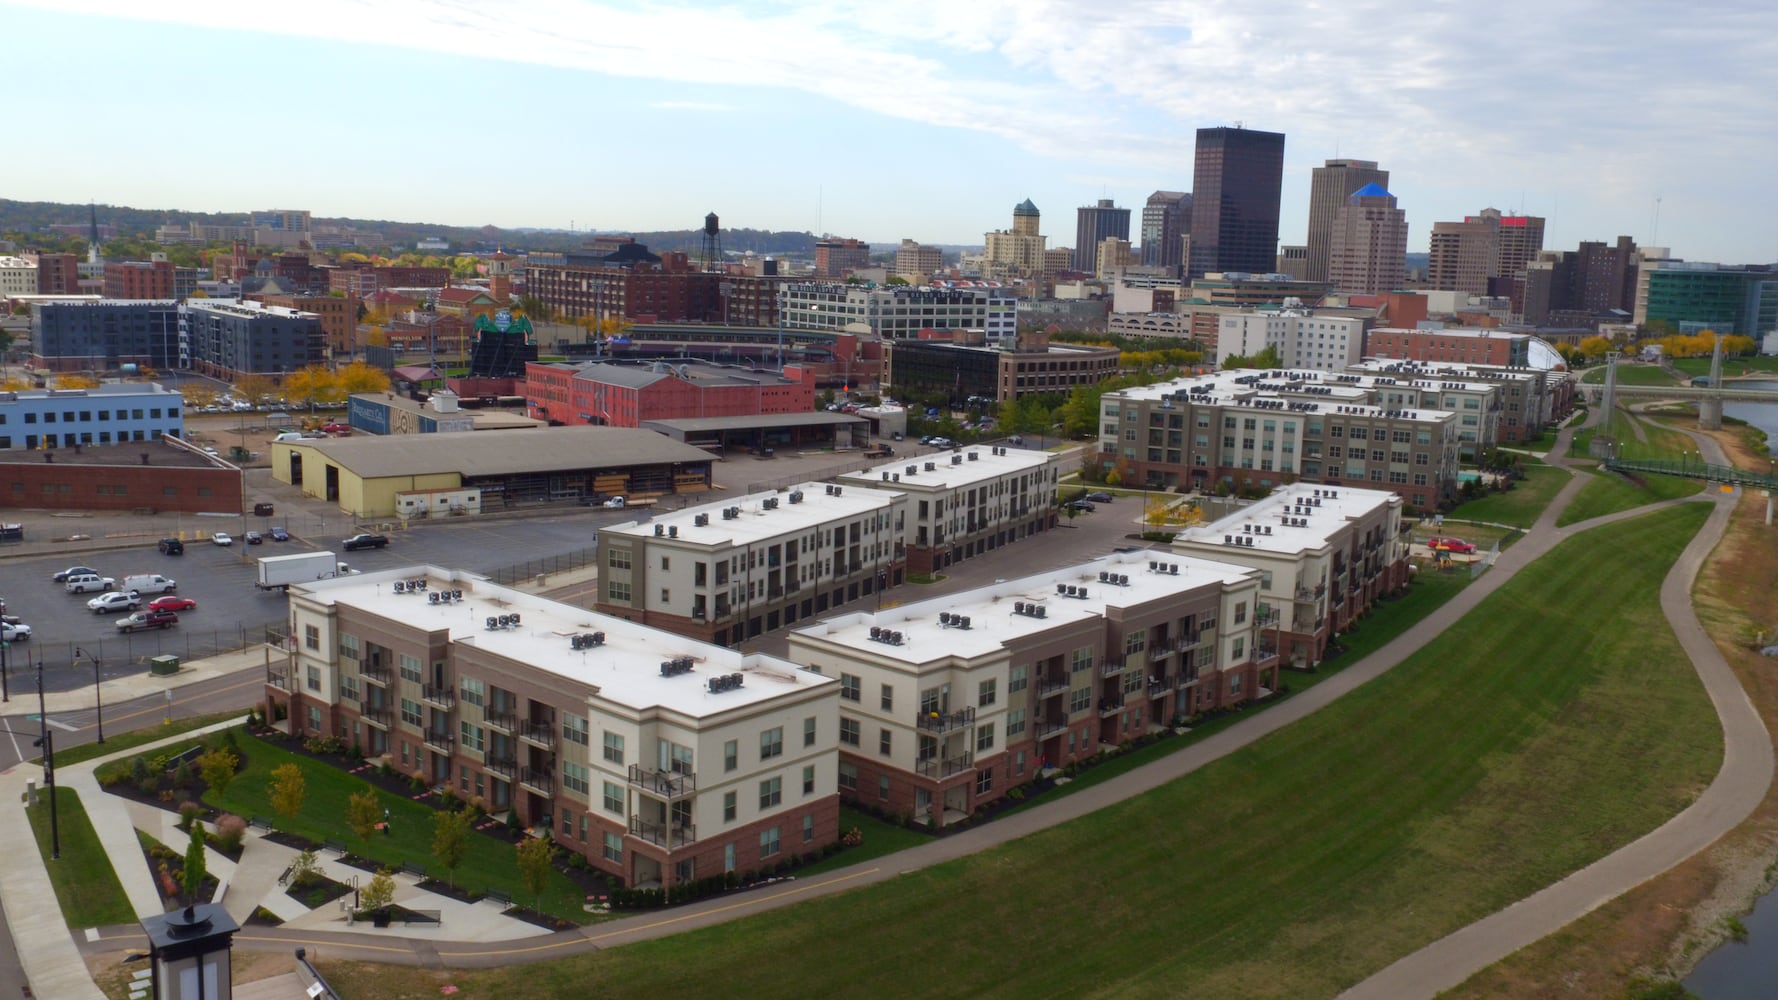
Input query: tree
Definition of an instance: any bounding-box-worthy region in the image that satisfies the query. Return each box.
[515,833,557,909]
[235,374,278,408]
[358,869,396,918]
[347,789,382,849]
[336,362,391,395]
[181,384,220,410]
[283,365,339,411]
[432,808,471,889]
[197,747,239,798]
[1577,335,1614,361]
[182,823,207,904]
[514,294,551,323]
[269,763,306,822]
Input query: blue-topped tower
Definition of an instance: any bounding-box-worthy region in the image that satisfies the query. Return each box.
[1305,159,1389,283]
[1326,180,1408,296]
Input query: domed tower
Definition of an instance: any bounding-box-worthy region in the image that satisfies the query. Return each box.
[1012,198,1041,237]
[487,250,513,303]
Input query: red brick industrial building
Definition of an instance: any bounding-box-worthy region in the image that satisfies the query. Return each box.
[525,358,813,428]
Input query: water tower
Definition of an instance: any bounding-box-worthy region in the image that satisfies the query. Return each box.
[700,212,723,271]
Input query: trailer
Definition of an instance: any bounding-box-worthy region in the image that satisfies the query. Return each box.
[257,550,353,591]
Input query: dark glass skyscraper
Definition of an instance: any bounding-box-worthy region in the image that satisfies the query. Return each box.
[1187,126,1286,278]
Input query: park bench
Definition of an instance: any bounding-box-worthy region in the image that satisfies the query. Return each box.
[249,816,275,832]
[400,909,442,926]
[399,862,428,880]
[484,887,513,908]
[324,839,349,855]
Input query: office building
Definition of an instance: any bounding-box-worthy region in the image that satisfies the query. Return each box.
[893,240,943,283]
[1140,191,1192,270]
[884,331,1119,404]
[1095,238,1139,279]
[778,282,1017,343]
[1632,259,1778,336]
[596,482,909,647]
[1427,209,1545,296]
[1326,183,1408,296]
[983,199,1049,281]
[523,358,813,429]
[102,259,176,300]
[266,566,840,891]
[815,238,873,279]
[0,382,185,451]
[837,444,1059,574]
[1216,312,1366,371]
[1522,237,1641,326]
[0,256,36,298]
[1305,159,1389,283]
[181,299,325,379]
[30,300,182,372]
[1073,200,1131,274]
[33,253,81,295]
[1188,126,1286,277]
[1274,245,1309,281]
[526,245,779,327]
[786,550,1274,824]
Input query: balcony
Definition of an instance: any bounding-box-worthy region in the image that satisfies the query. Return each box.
[1148,645,1173,662]
[628,764,697,799]
[519,721,557,750]
[1098,697,1124,718]
[1037,716,1070,738]
[1179,633,1211,652]
[914,751,974,780]
[485,755,517,780]
[361,705,391,729]
[1294,584,1325,603]
[519,767,554,796]
[422,730,455,753]
[1037,677,1068,699]
[1176,672,1198,690]
[360,663,391,686]
[421,684,456,709]
[265,663,291,692]
[916,706,976,734]
[1254,646,1281,669]
[484,708,518,734]
[628,815,696,849]
[1148,677,1170,698]
[1100,659,1125,678]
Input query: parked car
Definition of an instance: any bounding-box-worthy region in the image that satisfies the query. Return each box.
[1427,536,1476,553]
[269,526,290,542]
[149,595,197,613]
[1066,500,1096,512]
[116,609,179,633]
[244,530,263,545]
[87,591,142,614]
[342,533,390,551]
[157,537,184,555]
[1,621,30,642]
[52,566,100,583]
[320,422,351,434]
[121,573,178,596]
[1083,492,1114,503]
[602,496,627,509]
[212,532,234,546]
[64,573,117,594]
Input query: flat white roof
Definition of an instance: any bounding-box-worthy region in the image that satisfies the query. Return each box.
[793,550,1256,664]
[1110,369,1457,423]
[1175,483,1399,555]
[298,567,830,717]
[603,482,903,547]
[838,445,1054,492]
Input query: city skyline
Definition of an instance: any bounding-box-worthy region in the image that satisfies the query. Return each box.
[7,0,1777,263]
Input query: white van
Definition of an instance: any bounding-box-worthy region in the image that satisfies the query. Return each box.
[272,432,306,443]
[121,573,177,596]
[64,573,116,594]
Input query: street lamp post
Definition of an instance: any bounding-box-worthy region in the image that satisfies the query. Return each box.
[76,646,103,743]
[1,595,10,702]
[35,654,59,860]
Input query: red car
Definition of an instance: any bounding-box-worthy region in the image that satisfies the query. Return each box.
[149,595,197,613]
[1427,536,1476,553]
[321,422,352,435]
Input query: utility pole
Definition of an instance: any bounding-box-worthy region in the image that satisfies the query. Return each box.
[76,646,104,743]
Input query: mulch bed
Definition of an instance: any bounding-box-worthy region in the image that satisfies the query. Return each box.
[265,830,321,853]
[244,908,284,928]
[285,872,355,910]
[502,904,577,932]
[139,839,220,910]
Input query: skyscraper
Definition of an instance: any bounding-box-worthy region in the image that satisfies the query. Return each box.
[983,199,1048,281]
[1140,191,1192,271]
[1073,199,1131,273]
[1327,183,1408,296]
[1427,208,1546,296]
[1188,126,1286,278]
[1305,159,1388,283]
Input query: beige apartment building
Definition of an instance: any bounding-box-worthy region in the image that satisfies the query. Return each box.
[837,444,1058,574]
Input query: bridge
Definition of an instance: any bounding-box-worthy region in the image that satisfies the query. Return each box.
[1601,454,1778,491]
[1579,382,1778,405]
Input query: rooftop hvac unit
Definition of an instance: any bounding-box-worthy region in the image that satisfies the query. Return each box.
[824,485,835,495]
[1099,571,1110,582]
[789,491,803,503]
[453,589,463,601]
[731,673,744,688]
[1169,564,1179,575]
[893,474,901,482]
[654,524,665,536]
[957,616,970,629]
[1149,560,1159,572]
[485,616,499,630]
[1036,605,1047,618]
[591,631,605,645]
[571,634,585,650]
[393,581,406,594]
[1056,583,1067,594]
[669,525,678,537]
[968,452,978,461]
[722,508,735,520]
[1118,575,1128,586]
[870,626,883,640]
[428,592,440,604]
[939,612,952,625]
[695,513,709,527]
[882,472,891,481]
[890,632,903,646]
[1243,524,1252,533]
[1264,526,1272,535]
[1224,534,1233,544]
[951,455,962,465]
[1014,601,1026,614]
[907,465,918,476]
[925,462,936,472]
[833,486,842,496]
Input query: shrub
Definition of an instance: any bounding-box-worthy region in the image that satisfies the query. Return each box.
[841,827,864,847]
[409,774,428,793]
[213,814,247,853]
[357,869,396,915]
[216,727,241,754]
[178,800,206,829]
[130,756,157,793]
[288,848,322,890]
[171,759,196,790]
[303,735,346,756]
[349,741,364,761]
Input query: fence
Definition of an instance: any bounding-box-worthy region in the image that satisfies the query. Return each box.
[481,545,602,586]
[19,620,287,694]
[293,948,342,1000]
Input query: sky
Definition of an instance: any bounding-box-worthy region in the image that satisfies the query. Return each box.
[7,0,1778,262]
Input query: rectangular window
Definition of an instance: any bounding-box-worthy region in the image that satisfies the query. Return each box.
[880,684,893,711]
[803,716,817,747]
[1007,708,1026,739]
[459,722,485,753]
[759,777,782,810]
[563,715,589,746]
[879,728,892,756]
[978,679,996,708]
[304,625,320,651]
[1071,647,1093,674]
[400,699,421,727]
[976,770,993,795]
[399,654,422,683]
[759,826,781,859]
[338,633,360,660]
[878,775,890,801]
[605,580,631,602]
[760,726,783,760]
[607,548,630,570]
[839,717,860,746]
[305,665,320,692]
[724,790,737,822]
[340,676,360,703]
[725,843,737,873]
[603,832,622,863]
[838,761,858,791]
[1068,688,1091,715]
[1008,666,1027,696]
[601,780,623,814]
[459,677,485,707]
[802,764,815,795]
[976,723,995,753]
[840,673,860,701]
[803,813,816,843]
[724,739,738,772]
[560,760,589,795]
[603,732,625,765]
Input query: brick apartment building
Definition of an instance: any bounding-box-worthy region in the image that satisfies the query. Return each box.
[525,244,783,326]
[102,259,175,300]
[1364,326,1534,367]
[1347,358,1569,444]
[34,253,81,295]
[256,292,360,356]
[837,444,1058,574]
[786,549,1275,825]
[524,358,814,429]
[266,566,841,891]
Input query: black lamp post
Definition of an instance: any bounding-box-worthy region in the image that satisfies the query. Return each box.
[1,595,10,702]
[35,654,59,859]
[76,646,104,743]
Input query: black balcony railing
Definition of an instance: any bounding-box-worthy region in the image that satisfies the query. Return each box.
[519,721,556,750]
[361,705,391,728]
[628,815,696,848]
[266,664,291,692]
[628,764,697,799]
[1037,677,1068,698]
[360,663,391,686]
[915,706,976,734]
[1038,716,1069,738]
[422,730,454,753]
[421,684,456,709]
[484,708,518,734]
[1098,697,1124,717]
[484,755,517,779]
[914,751,974,780]
[519,767,554,796]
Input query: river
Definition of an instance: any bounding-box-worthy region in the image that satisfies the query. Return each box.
[1681,381,1778,998]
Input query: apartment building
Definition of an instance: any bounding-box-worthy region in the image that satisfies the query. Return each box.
[778,282,1018,343]
[883,335,1120,404]
[596,482,909,647]
[893,240,944,283]
[1216,311,1366,371]
[0,256,36,298]
[1173,483,1408,669]
[181,299,326,379]
[1097,370,1461,510]
[1347,358,1568,444]
[30,299,182,372]
[267,566,840,891]
[787,550,1272,825]
[837,444,1059,574]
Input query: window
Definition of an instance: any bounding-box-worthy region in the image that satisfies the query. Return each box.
[978,679,996,708]
[880,684,894,711]
[1068,688,1091,715]
[601,780,622,813]
[459,677,484,707]
[605,581,631,603]
[304,625,320,651]
[603,832,622,863]
[878,728,892,756]
[724,843,737,873]
[607,548,630,569]
[1007,708,1026,739]
[563,714,589,746]
[840,673,860,701]
[340,676,359,703]
[838,761,858,791]
[1124,631,1146,655]
[1009,666,1027,696]
[1071,647,1094,674]
[460,722,485,753]
[1234,601,1247,625]
[760,826,781,859]
[878,775,890,801]
[839,717,860,746]
[803,813,816,843]
[976,770,993,795]
[759,777,782,809]
[399,654,422,683]
[802,764,816,795]
[603,732,625,765]
[760,726,783,760]
[803,716,817,747]
[305,665,320,692]
[723,790,737,822]
[307,705,321,733]
[400,699,421,727]
[976,723,995,753]
[1231,673,1244,695]
[338,633,360,661]
[724,739,738,772]
[561,758,590,790]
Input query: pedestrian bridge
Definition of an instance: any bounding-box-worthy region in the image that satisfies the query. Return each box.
[1579,382,1778,404]
[1602,455,1778,491]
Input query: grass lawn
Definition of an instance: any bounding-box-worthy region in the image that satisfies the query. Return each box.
[202,731,598,923]
[1515,427,1560,452]
[1671,355,1778,376]
[27,789,137,929]
[1557,469,1705,527]
[1580,364,1680,386]
[47,710,246,768]
[796,806,934,877]
[1444,464,1569,528]
[321,508,1721,1000]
